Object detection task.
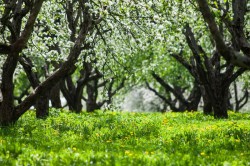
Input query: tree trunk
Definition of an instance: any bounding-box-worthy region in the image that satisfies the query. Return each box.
[0,52,19,125]
[74,85,84,113]
[86,81,100,112]
[201,88,213,115]
[203,100,213,115]
[212,91,229,118]
[19,56,51,119]
[227,92,233,111]
[60,78,83,113]
[86,101,100,112]
[50,82,62,108]
[35,92,49,119]
[186,82,201,111]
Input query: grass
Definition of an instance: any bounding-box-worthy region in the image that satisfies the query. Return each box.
[0,109,250,166]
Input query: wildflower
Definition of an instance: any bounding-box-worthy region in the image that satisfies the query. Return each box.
[167,127,173,130]
[125,150,133,156]
[72,147,77,151]
[235,139,240,143]
[0,139,5,144]
[200,128,205,132]
[200,152,205,156]
[53,130,59,135]
[162,118,168,125]
[106,140,112,143]
[125,150,130,154]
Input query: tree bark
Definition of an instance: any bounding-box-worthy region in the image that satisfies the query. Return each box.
[203,96,213,115]
[50,82,62,108]
[233,81,249,112]
[86,80,100,112]
[212,88,229,118]
[35,92,49,118]
[186,82,201,111]
[0,52,20,125]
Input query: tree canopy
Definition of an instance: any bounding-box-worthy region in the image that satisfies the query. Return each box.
[0,0,250,125]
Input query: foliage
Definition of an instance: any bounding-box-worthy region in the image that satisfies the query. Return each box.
[0,0,250,125]
[0,110,250,165]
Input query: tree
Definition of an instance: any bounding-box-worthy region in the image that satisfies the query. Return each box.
[1,0,147,124]
[1,0,249,125]
[0,0,45,125]
[84,70,125,112]
[196,0,250,68]
[143,0,249,117]
[0,0,99,125]
[19,54,50,118]
[233,80,249,112]
[146,72,201,112]
[172,24,246,118]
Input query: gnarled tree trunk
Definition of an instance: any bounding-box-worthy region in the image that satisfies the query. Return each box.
[212,91,229,118]
[200,86,213,115]
[50,82,62,108]
[35,92,49,118]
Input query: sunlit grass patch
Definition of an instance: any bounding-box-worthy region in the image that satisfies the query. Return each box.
[0,110,250,165]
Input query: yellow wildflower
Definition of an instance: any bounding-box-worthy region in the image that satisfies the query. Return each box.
[235,139,240,143]
[200,152,205,156]
[125,150,133,156]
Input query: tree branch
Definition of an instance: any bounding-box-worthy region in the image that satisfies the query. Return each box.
[152,72,189,106]
[232,0,250,55]
[227,67,246,84]
[14,12,93,118]
[0,43,11,54]
[13,0,45,52]
[146,82,179,112]
[196,0,250,68]
[171,53,193,75]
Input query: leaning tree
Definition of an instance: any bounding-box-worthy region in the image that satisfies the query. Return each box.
[196,0,250,68]
[188,0,250,117]
[0,0,100,126]
[139,0,249,117]
[173,0,249,117]
[172,24,246,118]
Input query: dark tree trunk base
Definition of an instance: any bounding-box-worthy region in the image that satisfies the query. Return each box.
[35,93,49,119]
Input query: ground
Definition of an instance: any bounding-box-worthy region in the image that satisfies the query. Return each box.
[0,110,249,165]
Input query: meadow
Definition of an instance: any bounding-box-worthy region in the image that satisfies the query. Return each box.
[0,109,250,166]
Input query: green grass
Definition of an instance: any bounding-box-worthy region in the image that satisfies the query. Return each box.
[0,110,250,166]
